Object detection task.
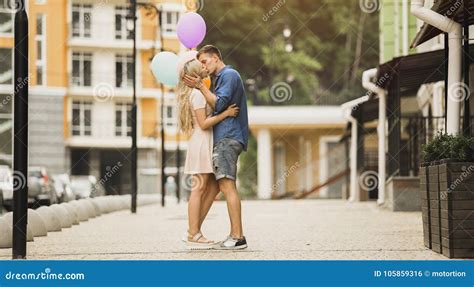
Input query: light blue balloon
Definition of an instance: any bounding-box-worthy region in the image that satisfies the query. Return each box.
[150,52,179,86]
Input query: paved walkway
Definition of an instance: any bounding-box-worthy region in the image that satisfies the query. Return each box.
[0,199,445,260]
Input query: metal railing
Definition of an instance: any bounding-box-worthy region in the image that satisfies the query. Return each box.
[400,116,474,176]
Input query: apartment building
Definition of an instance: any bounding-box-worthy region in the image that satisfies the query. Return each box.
[0,0,190,195]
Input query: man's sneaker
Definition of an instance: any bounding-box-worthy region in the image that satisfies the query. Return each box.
[213,236,247,250]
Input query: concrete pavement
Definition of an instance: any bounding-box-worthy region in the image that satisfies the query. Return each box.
[0,199,445,260]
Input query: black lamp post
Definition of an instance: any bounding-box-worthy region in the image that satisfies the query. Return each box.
[128,1,171,208]
[12,0,29,259]
[126,0,138,213]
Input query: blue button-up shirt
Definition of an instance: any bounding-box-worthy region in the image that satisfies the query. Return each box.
[213,65,249,151]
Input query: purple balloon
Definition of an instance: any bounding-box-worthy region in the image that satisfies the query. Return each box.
[177,12,206,49]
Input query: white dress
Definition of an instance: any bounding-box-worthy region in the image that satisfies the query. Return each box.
[184,89,214,174]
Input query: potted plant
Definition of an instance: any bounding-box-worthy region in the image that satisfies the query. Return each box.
[421,133,474,258]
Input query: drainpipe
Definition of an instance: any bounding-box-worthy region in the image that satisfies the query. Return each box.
[402,0,409,55]
[343,112,359,202]
[411,0,462,135]
[362,68,386,205]
[341,96,369,202]
[433,81,445,133]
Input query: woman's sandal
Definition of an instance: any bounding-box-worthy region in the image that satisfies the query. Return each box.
[186,232,214,250]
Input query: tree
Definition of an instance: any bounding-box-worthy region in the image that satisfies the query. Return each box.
[200,0,379,196]
[200,0,379,106]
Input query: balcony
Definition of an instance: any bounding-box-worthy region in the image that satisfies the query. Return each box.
[66,120,159,149]
[67,23,162,51]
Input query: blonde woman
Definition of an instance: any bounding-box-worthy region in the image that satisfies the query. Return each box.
[178,59,239,249]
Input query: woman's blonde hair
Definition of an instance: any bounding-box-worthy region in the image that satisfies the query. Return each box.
[177,59,205,135]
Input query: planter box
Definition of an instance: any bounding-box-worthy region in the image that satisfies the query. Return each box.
[439,162,474,258]
[421,161,474,258]
[420,164,431,249]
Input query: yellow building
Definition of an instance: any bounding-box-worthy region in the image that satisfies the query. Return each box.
[0,0,190,195]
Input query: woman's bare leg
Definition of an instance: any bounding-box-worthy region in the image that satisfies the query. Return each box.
[188,174,209,236]
[198,174,220,230]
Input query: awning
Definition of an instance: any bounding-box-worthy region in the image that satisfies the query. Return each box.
[375,48,447,96]
[411,0,472,48]
[350,95,379,123]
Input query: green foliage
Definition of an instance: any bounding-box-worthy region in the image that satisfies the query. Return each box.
[422,133,474,162]
[237,133,258,199]
[200,0,379,105]
[200,0,380,194]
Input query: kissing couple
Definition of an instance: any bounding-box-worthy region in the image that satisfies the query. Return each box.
[177,45,249,250]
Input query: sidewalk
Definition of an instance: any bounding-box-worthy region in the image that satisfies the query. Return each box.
[0,199,445,260]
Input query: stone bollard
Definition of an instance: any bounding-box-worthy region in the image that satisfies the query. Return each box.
[69,201,89,222]
[80,199,97,218]
[94,197,110,214]
[36,206,62,232]
[27,209,48,237]
[80,200,95,218]
[49,204,73,228]
[119,196,129,210]
[60,203,80,225]
[87,198,102,216]
[2,212,34,242]
[0,217,12,248]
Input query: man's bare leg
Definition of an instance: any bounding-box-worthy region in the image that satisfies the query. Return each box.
[218,178,243,238]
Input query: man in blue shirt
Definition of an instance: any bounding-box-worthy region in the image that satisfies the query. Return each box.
[184,45,248,250]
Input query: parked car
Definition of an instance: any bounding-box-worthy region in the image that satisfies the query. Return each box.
[52,174,75,203]
[70,175,105,199]
[0,165,13,211]
[28,166,58,206]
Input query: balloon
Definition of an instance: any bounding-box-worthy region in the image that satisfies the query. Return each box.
[150,52,179,86]
[177,50,198,74]
[203,77,211,89]
[177,12,206,49]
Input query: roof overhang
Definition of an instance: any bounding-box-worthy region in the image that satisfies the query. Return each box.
[375,47,449,94]
[248,106,346,129]
[411,0,469,48]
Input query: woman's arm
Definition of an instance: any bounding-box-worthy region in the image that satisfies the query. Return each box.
[194,104,239,130]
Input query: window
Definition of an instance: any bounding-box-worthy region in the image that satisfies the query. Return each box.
[72,52,92,86]
[115,54,133,88]
[115,103,132,137]
[0,48,12,85]
[115,6,132,40]
[35,14,46,86]
[72,100,92,136]
[164,104,177,128]
[72,3,92,38]
[161,11,180,34]
[0,11,13,35]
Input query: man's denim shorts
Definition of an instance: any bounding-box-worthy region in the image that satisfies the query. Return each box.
[212,138,243,180]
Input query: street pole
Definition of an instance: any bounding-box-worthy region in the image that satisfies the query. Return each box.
[176,134,180,203]
[160,83,165,207]
[158,9,166,207]
[12,0,29,259]
[133,2,164,206]
[129,0,138,213]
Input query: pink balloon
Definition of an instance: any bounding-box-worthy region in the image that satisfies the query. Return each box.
[177,50,198,74]
[177,12,206,49]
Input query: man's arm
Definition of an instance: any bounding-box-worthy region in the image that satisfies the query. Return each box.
[183,73,236,113]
